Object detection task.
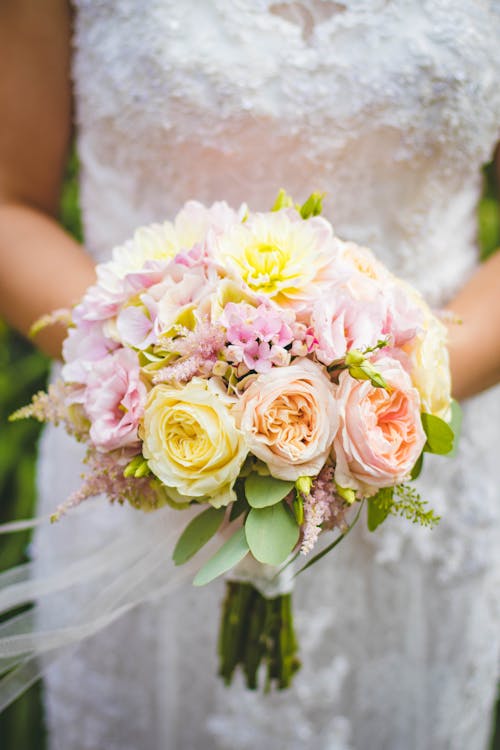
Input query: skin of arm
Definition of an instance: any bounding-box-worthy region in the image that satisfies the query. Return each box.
[446,248,500,400]
[0,0,95,359]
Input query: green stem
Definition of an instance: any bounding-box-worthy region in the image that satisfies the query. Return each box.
[218,581,300,691]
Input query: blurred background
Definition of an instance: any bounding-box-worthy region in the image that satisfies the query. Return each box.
[0,155,499,749]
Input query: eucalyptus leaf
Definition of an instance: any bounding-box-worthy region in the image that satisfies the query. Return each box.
[422,412,454,455]
[173,506,226,566]
[193,527,249,586]
[245,503,299,565]
[245,473,294,509]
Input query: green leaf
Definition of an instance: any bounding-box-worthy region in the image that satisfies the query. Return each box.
[366,488,393,532]
[173,506,226,566]
[193,527,249,586]
[245,503,299,565]
[245,473,294,509]
[410,452,424,481]
[421,412,454,455]
[448,399,462,458]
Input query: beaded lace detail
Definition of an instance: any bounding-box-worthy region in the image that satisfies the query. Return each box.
[35,1,500,747]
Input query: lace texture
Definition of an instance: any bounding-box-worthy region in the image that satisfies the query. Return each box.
[33,1,500,747]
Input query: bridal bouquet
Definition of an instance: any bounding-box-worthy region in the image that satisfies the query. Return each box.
[13,190,459,690]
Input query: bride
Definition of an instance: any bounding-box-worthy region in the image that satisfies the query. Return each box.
[1,1,500,748]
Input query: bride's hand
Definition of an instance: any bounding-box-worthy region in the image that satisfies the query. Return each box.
[445,248,500,400]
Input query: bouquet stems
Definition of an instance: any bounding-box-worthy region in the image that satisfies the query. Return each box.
[218,581,300,691]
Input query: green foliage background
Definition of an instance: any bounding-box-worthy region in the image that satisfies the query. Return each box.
[0,157,498,749]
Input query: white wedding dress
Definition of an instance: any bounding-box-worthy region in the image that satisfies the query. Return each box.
[33,1,500,748]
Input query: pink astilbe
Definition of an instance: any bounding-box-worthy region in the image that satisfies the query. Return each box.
[152,321,226,384]
[300,465,349,555]
[50,448,164,521]
[10,380,89,440]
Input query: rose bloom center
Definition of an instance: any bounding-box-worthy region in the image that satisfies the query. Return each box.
[161,408,212,467]
[259,392,315,455]
[364,387,417,461]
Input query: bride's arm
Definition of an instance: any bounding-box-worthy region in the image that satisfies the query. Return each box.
[0,0,95,359]
[446,154,500,399]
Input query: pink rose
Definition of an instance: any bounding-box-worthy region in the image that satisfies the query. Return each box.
[85,348,147,451]
[236,358,339,480]
[333,357,426,494]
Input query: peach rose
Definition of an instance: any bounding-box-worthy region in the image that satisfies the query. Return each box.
[333,357,426,495]
[236,358,338,480]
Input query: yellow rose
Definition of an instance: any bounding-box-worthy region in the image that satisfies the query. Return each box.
[142,379,248,506]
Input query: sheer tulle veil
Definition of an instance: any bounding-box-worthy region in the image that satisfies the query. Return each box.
[0,502,209,711]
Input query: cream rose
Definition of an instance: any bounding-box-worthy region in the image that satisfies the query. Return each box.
[236,358,339,481]
[393,279,451,420]
[408,311,452,420]
[333,357,426,495]
[142,379,248,506]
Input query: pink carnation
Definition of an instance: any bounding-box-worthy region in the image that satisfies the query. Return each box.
[85,348,147,451]
[311,287,386,365]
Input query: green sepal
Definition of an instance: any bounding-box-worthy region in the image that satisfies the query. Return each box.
[345,351,388,390]
[245,503,300,566]
[245,473,294,509]
[193,527,249,586]
[173,506,226,566]
[350,362,388,389]
[299,192,324,219]
[421,412,454,455]
[366,488,393,532]
[272,188,295,211]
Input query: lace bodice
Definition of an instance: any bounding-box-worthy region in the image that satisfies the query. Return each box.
[34,2,500,748]
[74,0,500,305]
